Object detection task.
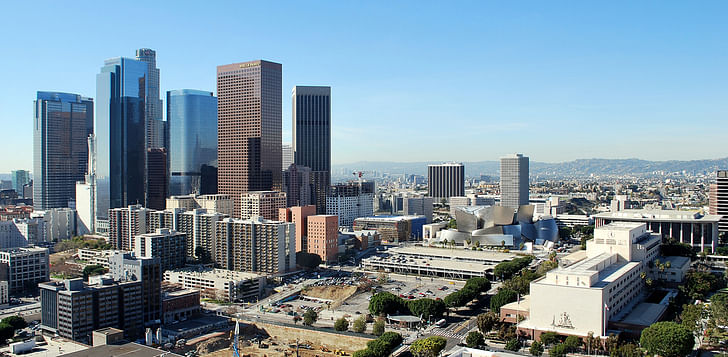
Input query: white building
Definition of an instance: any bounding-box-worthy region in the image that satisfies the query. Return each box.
[240,191,287,220]
[163,268,264,302]
[0,218,47,249]
[500,154,529,210]
[165,194,233,217]
[520,222,661,338]
[135,228,186,271]
[32,208,76,241]
[0,247,50,293]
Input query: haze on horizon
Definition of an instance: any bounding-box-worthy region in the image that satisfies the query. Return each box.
[1,1,727,172]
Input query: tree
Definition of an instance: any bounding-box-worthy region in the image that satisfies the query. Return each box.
[194,246,212,264]
[334,317,349,331]
[372,319,385,336]
[1,316,27,330]
[563,335,580,353]
[682,270,721,300]
[539,331,559,346]
[352,349,375,357]
[0,322,15,342]
[490,288,517,311]
[465,331,484,348]
[368,292,402,315]
[353,316,367,333]
[611,343,641,357]
[410,336,447,357]
[548,343,568,357]
[679,303,706,342]
[367,332,402,357]
[407,298,446,320]
[710,292,728,327]
[82,264,107,279]
[504,338,522,351]
[464,277,491,293]
[296,251,322,270]
[477,311,500,334]
[529,341,544,356]
[639,321,694,357]
[303,309,318,326]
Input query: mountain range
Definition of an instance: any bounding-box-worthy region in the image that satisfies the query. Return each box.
[332,158,728,178]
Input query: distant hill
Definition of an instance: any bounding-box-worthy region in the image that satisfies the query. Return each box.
[332,158,728,178]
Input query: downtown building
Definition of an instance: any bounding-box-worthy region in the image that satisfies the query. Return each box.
[709,170,728,235]
[166,194,233,217]
[149,208,225,260]
[282,164,313,207]
[217,60,282,218]
[240,191,287,220]
[33,92,93,210]
[108,252,162,327]
[500,154,529,210]
[108,205,151,251]
[167,89,218,196]
[306,215,339,263]
[427,163,465,203]
[163,268,264,303]
[39,277,143,344]
[214,217,295,274]
[0,247,49,293]
[11,170,30,194]
[279,205,317,252]
[134,228,186,271]
[0,218,46,249]
[292,86,331,214]
[326,181,375,227]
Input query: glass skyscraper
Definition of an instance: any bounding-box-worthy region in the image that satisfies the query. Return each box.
[167,89,218,196]
[95,57,148,221]
[11,170,30,193]
[33,92,93,210]
[135,48,164,149]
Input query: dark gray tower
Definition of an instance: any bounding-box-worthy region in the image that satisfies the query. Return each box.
[427,163,465,203]
[292,86,331,214]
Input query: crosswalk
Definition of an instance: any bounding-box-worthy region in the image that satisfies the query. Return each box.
[430,328,465,340]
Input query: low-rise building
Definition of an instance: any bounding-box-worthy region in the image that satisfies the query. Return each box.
[0,246,49,293]
[554,214,594,228]
[353,215,426,243]
[161,283,200,324]
[339,229,380,251]
[163,268,264,302]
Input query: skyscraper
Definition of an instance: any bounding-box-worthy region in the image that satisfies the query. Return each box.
[11,170,30,194]
[135,48,164,149]
[292,86,331,214]
[33,92,93,210]
[167,89,218,196]
[282,143,293,169]
[146,148,167,210]
[427,163,464,202]
[95,57,148,223]
[217,60,282,218]
[709,170,728,234]
[500,153,529,210]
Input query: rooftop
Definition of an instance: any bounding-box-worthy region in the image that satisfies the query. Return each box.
[165,267,262,280]
[594,209,722,223]
[59,342,182,357]
[391,246,516,262]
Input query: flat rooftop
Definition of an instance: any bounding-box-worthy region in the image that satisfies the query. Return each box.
[389,246,516,262]
[60,343,182,357]
[594,209,721,223]
[616,302,667,327]
[165,267,262,280]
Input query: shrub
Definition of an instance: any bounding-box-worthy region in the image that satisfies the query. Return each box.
[465,331,485,348]
[334,317,349,331]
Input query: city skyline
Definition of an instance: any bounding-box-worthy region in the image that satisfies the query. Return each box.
[2,2,728,173]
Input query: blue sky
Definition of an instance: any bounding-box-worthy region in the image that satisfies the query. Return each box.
[1,1,727,172]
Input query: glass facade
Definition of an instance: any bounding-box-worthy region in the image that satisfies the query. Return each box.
[167,89,218,195]
[95,57,148,220]
[33,92,93,210]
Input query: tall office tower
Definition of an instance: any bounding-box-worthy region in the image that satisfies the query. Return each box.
[326,181,375,227]
[108,252,162,328]
[214,217,295,274]
[96,57,148,224]
[278,205,316,252]
[11,170,30,194]
[108,204,151,251]
[39,278,143,344]
[292,86,331,214]
[134,228,186,271]
[33,92,93,210]
[167,90,218,196]
[135,48,164,149]
[710,170,728,234]
[282,164,312,207]
[307,215,339,263]
[499,154,529,210]
[217,60,282,218]
[76,135,96,234]
[146,148,168,210]
[282,143,293,169]
[427,163,465,203]
[240,191,287,220]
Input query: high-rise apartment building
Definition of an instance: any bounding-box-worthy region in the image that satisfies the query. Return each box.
[214,217,295,274]
[326,181,375,227]
[282,164,313,207]
[292,86,331,214]
[307,215,338,263]
[282,143,293,170]
[278,205,316,252]
[0,247,49,293]
[148,207,225,261]
[135,48,164,149]
[500,154,529,210]
[217,60,282,218]
[427,163,465,202]
[167,89,218,196]
[33,92,93,210]
[135,228,186,271]
[95,57,148,223]
[108,205,151,250]
[240,191,287,220]
[146,148,168,210]
[709,170,728,234]
[11,170,30,194]
[39,277,143,344]
[108,252,162,327]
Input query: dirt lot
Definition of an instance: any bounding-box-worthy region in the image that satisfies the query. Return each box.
[301,285,358,309]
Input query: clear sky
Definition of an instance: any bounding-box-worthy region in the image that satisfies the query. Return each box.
[1,1,727,173]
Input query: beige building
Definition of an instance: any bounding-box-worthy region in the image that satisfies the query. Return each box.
[166,194,233,217]
[163,268,264,302]
[519,222,661,338]
[240,191,287,220]
[214,216,295,274]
